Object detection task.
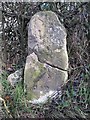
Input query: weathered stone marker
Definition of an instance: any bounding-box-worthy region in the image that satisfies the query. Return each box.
[24,11,68,104]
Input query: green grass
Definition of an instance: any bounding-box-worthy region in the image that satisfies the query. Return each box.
[0,70,90,118]
[0,71,30,118]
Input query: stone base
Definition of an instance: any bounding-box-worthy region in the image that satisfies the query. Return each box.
[29,90,61,104]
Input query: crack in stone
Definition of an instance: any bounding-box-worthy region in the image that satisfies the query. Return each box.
[33,49,68,72]
[30,52,68,89]
[44,60,68,72]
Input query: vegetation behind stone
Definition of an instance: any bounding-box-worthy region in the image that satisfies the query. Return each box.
[0,2,90,119]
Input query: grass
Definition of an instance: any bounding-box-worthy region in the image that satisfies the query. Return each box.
[0,71,28,118]
[0,70,90,118]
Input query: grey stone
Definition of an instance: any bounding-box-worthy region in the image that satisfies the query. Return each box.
[24,11,68,104]
[7,69,23,86]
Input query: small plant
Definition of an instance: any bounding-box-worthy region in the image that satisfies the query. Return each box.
[47,75,90,119]
[0,69,90,118]
[0,71,31,118]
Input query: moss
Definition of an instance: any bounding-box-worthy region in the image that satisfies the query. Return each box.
[26,91,38,100]
[32,69,41,80]
[24,63,45,100]
[32,64,45,79]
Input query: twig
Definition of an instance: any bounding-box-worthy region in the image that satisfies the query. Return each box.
[0,97,13,118]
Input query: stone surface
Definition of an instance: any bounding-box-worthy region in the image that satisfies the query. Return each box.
[24,11,68,103]
[7,69,23,86]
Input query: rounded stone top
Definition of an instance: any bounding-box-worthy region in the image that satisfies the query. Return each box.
[28,11,67,54]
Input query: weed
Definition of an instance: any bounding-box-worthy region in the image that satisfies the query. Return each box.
[0,69,90,118]
[0,71,31,118]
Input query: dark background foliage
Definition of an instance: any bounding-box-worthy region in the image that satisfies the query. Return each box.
[1,2,90,85]
[0,2,90,118]
[1,2,89,67]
